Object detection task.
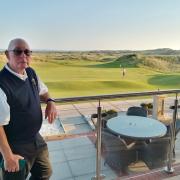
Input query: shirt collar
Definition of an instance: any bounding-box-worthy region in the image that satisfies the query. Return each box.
[5,63,28,81]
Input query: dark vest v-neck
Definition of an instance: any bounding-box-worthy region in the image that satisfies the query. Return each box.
[0,67,42,143]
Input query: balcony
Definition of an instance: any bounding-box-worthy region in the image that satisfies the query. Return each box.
[40,90,180,180]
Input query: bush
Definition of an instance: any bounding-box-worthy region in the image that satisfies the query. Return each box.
[140,102,153,109]
[104,109,117,115]
[91,109,118,128]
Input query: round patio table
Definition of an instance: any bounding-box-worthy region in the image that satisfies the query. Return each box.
[106,115,167,140]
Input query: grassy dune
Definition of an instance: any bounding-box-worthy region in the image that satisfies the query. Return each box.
[0,52,180,98]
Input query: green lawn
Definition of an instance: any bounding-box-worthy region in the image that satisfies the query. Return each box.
[1,55,180,98]
[31,60,180,98]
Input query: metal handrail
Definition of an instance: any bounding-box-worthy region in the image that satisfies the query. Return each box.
[54,89,180,103]
[52,89,180,179]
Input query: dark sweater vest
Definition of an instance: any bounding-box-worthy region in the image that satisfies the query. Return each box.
[0,67,42,143]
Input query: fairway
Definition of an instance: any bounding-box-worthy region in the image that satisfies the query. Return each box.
[0,53,180,98]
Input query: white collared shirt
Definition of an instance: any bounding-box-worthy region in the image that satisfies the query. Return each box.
[0,64,48,125]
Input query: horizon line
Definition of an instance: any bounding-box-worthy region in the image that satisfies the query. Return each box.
[0,47,180,52]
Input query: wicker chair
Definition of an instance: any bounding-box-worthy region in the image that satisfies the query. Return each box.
[169,105,180,136]
[139,137,170,169]
[127,106,148,117]
[101,130,137,172]
[175,119,180,136]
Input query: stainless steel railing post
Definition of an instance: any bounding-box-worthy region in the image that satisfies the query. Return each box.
[172,95,178,157]
[92,100,105,180]
[165,94,178,173]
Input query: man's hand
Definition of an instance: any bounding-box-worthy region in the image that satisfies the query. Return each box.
[4,154,24,172]
[45,101,57,124]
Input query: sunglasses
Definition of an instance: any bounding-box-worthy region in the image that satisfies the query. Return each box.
[8,49,32,56]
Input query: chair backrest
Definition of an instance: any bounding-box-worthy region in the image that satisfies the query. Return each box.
[101,130,128,152]
[101,129,137,171]
[176,119,180,135]
[139,137,170,169]
[127,106,147,117]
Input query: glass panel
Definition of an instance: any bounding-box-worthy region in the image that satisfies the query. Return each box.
[40,95,180,179]
[100,97,177,179]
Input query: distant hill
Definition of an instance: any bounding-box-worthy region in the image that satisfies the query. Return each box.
[91,48,180,56]
[1,48,180,56]
[93,54,180,72]
[1,48,180,72]
[122,54,180,72]
[137,48,180,55]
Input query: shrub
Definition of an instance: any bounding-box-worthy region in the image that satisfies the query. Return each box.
[140,102,153,109]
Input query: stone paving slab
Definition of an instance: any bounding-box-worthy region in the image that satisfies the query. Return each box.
[63,124,92,134]
[59,110,81,118]
[77,109,97,116]
[73,102,96,109]
[47,140,63,151]
[64,144,95,161]
[51,161,73,180]
[68,157,107,177]
[49,149,67,163]
[59,136,93,149]
[60,116,85,125]
[47,136,118,180]
[74,169,117,180]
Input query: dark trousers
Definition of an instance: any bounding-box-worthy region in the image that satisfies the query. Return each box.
[28,146,52,180]
[0,141,52,180]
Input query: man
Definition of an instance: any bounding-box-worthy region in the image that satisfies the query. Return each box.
[0,38,57,179]
[122,68,126,77]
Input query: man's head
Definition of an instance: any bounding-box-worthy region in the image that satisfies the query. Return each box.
[5,38,32,74]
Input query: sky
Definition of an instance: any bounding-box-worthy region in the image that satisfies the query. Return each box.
[0,0,180,50]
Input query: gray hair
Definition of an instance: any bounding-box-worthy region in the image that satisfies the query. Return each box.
[7,38,30,50]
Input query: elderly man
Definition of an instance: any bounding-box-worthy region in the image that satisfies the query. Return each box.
[0,38,57,180]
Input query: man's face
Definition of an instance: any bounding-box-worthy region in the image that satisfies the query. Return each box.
[5,40,32,74]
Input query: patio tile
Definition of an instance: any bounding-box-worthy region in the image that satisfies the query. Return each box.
[68,157,108,177]
[73,103,95,109]
[110,101,130,106]
[78,109,97,116]
[58,104,75,111]
[74,173,96,180]
[106,103,121,112]
[47,140,63,151]
[60,110,80,118]
[64,144,96,161]
[51,162,73,180]
[60,116,85,125]
[100,103,116,110]
[74,172,115,180]
[68,157,96,176]
[49,149,67,163]
[61,136,93,149]
[84,115,96,130]
[63,124,92,134]
[74,170,117,180]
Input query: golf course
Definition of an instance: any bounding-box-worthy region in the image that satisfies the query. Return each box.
[0,51,180,98]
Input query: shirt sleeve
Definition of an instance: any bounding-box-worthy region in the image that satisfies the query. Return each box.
[0,88,10,125]
[37,76,48,95]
